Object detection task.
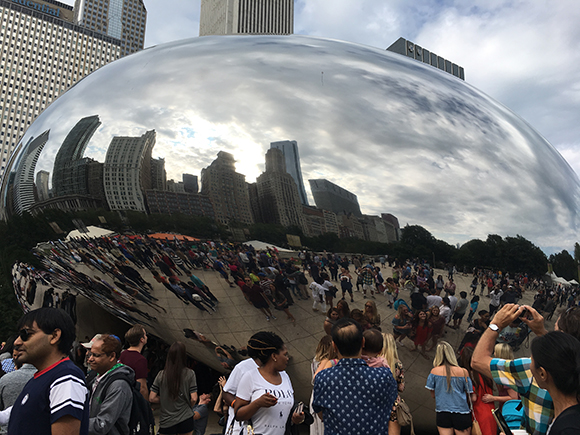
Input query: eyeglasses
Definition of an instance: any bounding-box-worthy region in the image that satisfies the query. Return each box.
[87,351,107,358]
[18,328,37,342]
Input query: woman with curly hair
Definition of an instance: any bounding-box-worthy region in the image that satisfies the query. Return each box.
[235,332,304,435]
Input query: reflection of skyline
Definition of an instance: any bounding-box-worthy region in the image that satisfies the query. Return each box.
[2,36,579,250]
[21,114,399,243]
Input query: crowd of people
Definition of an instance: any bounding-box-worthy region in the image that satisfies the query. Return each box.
[2,239,580,435]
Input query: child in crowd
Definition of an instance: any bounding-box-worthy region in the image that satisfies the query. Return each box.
[361,329,389,368]
[466,295,479,323]
[470,276,478,295]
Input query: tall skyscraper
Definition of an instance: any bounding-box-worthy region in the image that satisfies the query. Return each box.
[200,151,253,225]
[0,0,121,175]
[35,170,50,202]
[74,0,147,57]
[200,0,293,36]
[103,129,155,212]
[309,179,362,216]
[52,115,101,197]
[182,174,198,193]
[150,157,166,191]
[13,130,50,215]
[255,148,305,229]
[270,140,308,205]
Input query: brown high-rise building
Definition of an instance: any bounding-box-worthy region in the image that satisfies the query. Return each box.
[0,0,121,176]
[200,151,253,225]
[200,0,293,36]
[103,130,156,212]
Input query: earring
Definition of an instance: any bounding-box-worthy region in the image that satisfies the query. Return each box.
[273,358,277,362]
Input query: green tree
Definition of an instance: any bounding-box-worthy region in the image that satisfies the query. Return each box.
[549,250,578,281]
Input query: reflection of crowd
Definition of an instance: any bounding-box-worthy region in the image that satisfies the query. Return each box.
[7,240,580,435]
[13,235,236,326]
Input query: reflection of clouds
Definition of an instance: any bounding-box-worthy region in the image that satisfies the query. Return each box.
[3,35,580,249]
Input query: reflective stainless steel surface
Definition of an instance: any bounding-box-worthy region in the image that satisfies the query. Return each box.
[5,35,574,432]
[1,35,579,247]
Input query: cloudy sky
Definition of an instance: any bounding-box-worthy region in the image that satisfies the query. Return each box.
[57,0,580,176]
[124,0,580,180]
[54,0,580,252]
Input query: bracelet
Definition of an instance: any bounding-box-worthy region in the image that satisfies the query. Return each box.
[231,399,236,408]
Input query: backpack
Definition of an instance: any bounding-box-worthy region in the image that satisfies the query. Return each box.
[100,370,155,435]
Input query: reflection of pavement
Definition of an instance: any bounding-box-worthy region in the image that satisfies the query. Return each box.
[16,255,553,435]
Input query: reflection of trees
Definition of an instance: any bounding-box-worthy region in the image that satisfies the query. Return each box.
[549,250,577,281]
[456,234,547,276]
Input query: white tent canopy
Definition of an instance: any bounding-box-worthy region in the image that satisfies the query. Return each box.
[546,271,572,287]
[66,225,115,241]
[245,240,296,253]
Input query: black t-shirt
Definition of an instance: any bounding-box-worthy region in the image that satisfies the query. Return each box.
[548,404,580,435]
[411,291,427,310]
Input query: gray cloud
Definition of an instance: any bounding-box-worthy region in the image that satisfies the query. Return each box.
[51,1,580,253]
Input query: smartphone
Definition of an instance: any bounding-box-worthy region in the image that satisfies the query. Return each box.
[492,408,514,435]
[296,401,304,415]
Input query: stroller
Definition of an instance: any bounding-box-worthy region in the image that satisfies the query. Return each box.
[501,400,525,430]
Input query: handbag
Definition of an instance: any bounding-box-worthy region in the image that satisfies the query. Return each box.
[465,376,483,435]
[226,420,259,435]
[395,398,415,435]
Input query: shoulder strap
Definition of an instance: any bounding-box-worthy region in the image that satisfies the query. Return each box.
[100,370,135,398]
[463,374,477,421]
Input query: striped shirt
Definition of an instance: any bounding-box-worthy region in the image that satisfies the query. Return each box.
[8,358,89,435]
[490,357,553,435]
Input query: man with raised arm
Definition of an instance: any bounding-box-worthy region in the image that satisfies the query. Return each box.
[472,303,580,435]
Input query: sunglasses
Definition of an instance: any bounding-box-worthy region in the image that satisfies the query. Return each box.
[18,327,36,342]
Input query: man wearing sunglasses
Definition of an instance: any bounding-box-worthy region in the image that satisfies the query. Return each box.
[8,307,89,435]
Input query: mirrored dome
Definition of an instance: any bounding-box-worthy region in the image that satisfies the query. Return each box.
[1,35,579,247]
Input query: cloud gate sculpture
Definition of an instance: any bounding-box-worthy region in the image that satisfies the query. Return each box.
[1,35,580,246]
[3,35,580,431]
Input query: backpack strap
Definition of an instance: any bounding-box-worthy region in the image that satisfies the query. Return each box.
[97,369,136,435]
[100,369,135,398]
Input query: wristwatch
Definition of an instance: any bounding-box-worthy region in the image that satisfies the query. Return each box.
[489,323,500,332]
